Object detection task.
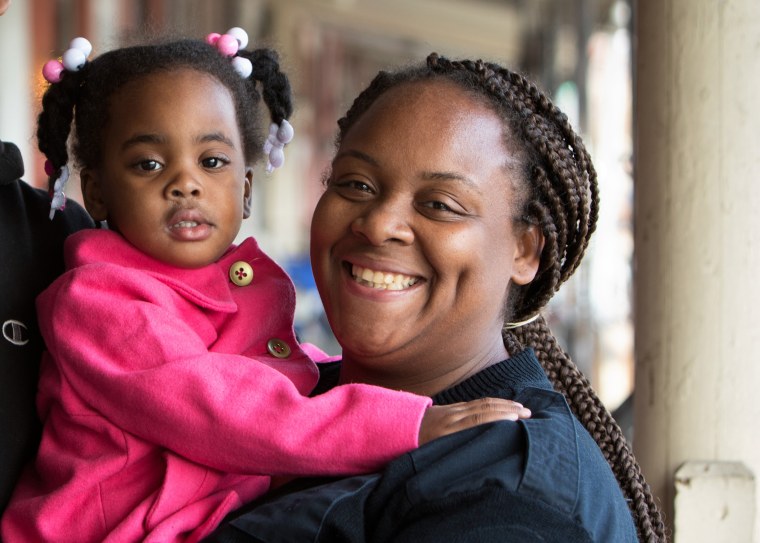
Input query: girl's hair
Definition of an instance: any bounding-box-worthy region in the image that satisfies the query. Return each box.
[38,37,293,189]
[336,53,666,542]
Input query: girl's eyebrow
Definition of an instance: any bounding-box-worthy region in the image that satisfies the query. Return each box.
[121,133,165,150]
[120,132,236,150]
[197,132,236,148]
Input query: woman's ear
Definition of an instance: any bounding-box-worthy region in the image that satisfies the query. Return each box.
[80,168,108,222]
[511,224,544,286]
[242,167,253,219]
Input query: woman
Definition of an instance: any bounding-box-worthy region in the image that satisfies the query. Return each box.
[208,54,665,542]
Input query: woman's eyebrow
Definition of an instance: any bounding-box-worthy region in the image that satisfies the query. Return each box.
[334,149,379,166]
[423,171,481,192]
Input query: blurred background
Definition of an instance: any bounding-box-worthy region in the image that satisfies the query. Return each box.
[0,0,635,414]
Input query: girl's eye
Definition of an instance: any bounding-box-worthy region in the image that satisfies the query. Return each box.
[138,160,160,172]
[202,156,229,169]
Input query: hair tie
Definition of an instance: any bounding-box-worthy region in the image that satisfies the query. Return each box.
[504,313,540,330]
[42,37,92,84]
[47,161,70,219]
[206,27,252,78]
[263,120,294,172]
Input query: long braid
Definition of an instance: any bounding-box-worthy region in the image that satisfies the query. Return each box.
[336,52,665,542]
[509,318,666,542]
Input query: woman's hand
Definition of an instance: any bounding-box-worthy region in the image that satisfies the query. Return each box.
[418,398,531,445]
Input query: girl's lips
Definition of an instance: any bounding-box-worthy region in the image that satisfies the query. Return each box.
[166,208,213,241]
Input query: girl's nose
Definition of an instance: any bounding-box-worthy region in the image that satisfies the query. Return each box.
[350,199,414,246]
[165,169,202,200]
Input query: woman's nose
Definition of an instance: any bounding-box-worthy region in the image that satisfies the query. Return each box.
[350,199,414,246]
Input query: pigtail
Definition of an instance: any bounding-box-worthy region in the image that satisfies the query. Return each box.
[240,48,293,125]
[37,67,86,192]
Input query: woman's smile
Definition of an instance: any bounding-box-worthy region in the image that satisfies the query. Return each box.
[349,263,420,291]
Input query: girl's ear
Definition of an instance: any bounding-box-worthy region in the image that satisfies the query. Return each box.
[80,168,108,222]
[242,167,254,219]
[511,224,544,286]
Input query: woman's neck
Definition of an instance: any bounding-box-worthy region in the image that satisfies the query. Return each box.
[337,338,510,397]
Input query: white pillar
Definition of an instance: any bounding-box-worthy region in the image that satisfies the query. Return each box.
[0,0,33,179]
[634,0,760,539]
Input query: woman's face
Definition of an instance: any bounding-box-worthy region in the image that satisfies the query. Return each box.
[310,80,542,394]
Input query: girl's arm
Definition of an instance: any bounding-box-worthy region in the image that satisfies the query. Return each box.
[39,265,526,476]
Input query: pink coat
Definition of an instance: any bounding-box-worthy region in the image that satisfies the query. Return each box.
[1,229,430,543]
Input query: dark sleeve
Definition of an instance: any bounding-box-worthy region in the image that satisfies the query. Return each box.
[0,176,93,510]
[317,422,593,543]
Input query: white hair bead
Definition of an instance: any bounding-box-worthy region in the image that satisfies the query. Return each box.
[231,56,253,79]
[227,27,249,49]
[62,48,87,72]
[69,37,92,57]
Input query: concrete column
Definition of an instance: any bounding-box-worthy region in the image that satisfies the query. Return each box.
[0,0,33,177]
[634,0,760,540]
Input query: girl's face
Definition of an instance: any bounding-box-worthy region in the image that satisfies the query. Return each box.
[82,68,252,268]
[310,80,543,395]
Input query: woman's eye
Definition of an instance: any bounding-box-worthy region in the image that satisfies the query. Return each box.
[426,201,453,212]
[202,156,229,169]
[346,180,372,192]
[334,179,372,192]
[328,179,375,198]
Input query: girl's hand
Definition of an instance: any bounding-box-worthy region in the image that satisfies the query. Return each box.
[418,398,531,445]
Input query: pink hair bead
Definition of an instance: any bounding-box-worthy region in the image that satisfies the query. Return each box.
[205,32,221,46]
[216,34,239,57]
[44,160,55,176]
[42,60,65,83]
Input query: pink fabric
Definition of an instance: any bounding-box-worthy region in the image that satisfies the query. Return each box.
[1,229,430,543]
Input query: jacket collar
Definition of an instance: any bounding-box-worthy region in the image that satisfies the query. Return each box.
[65,229,260,313]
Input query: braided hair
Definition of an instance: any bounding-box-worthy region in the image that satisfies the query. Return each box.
[336,53,666,542]
[37,37,293,191]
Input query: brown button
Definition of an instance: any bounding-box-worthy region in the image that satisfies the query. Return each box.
[229,261,254,287]
[267,338,291,359]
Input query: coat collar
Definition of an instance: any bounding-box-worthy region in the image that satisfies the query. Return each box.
[65,229,261,313]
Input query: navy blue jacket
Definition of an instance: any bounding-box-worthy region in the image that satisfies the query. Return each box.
[0,141,93,510]
[208,349,637,542]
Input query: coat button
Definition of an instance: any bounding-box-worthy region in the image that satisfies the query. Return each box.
[267,338,291,358]
[229,261,254,286]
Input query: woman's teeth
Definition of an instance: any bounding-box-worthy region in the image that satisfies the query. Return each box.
[351,265,418,291]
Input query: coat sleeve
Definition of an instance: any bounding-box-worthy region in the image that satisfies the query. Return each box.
[36,265,431,476]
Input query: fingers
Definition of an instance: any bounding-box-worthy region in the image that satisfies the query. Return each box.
[418,398,531,445]
[444,398,531,425]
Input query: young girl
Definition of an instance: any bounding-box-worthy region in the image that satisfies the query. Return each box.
[0,33,528,543]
